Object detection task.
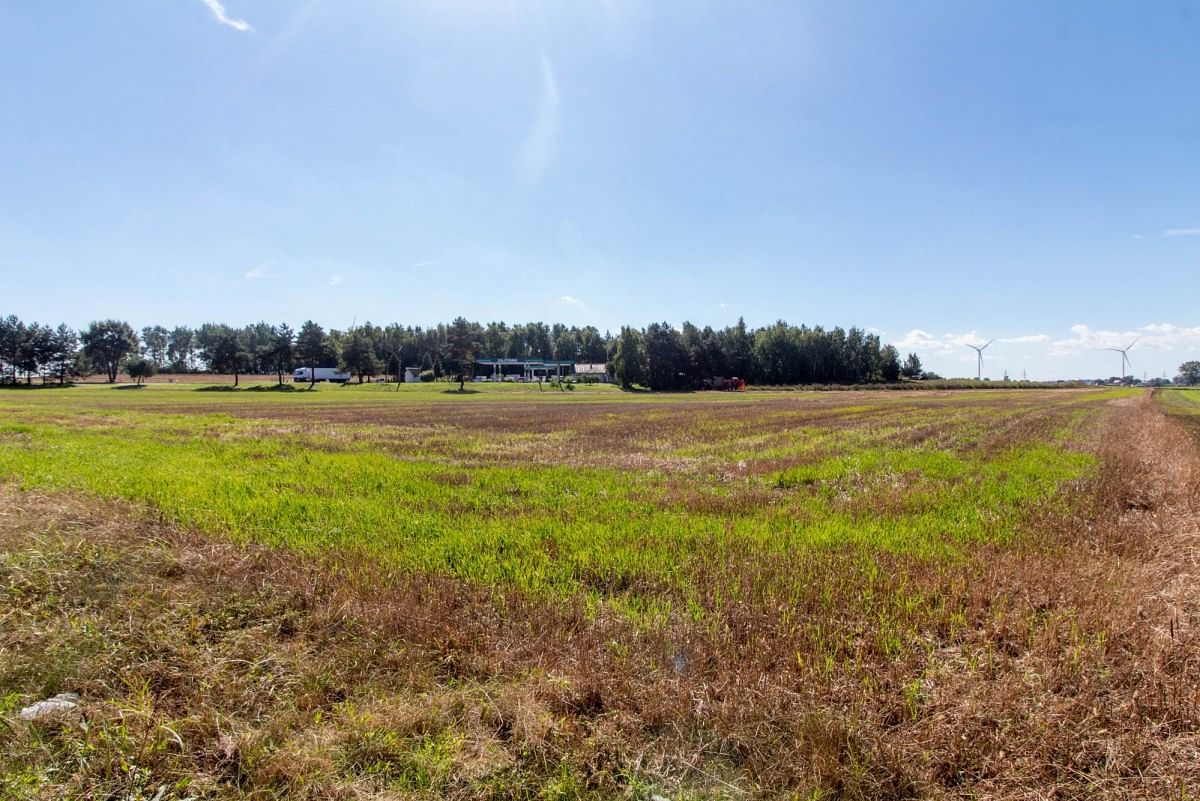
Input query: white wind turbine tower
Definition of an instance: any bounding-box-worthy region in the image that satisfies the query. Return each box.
[1105,339,1137,380]
[966,339,993,380]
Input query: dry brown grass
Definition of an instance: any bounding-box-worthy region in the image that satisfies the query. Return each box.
[3,393,1200,798]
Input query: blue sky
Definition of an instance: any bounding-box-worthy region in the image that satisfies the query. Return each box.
[3,1,1198,380]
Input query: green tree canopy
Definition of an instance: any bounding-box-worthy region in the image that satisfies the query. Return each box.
[339,329,383,384]
[901,352,923,379]
[1178,361,1200,386]
[446,316,482,391]
[82,320,139,383]
[198,323,250,386]
[124,356,157,386]
[611,327,649,389]
[295,320,328,388]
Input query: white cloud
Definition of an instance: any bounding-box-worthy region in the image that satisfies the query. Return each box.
[200,0,252,31]
[895,322,1200,380]
[1050,323,1200,355]
[944,331,992,348]
[328,274,343,288]
[516,54,560,184]
[406,260,439,270]
[559,295,579,305]
[897,329,1046,352]
[243,266,279,281]
[895,329,955,353]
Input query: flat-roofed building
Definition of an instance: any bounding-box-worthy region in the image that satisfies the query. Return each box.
[476,358,575,381]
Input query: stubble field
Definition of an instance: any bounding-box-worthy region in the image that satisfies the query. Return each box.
[2,383,1199,799]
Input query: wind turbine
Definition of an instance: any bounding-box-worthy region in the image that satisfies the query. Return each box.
[1105,339,1137,381]
[966,340,993,380]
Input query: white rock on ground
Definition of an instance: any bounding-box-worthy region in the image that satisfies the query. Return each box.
[18,693,81,721]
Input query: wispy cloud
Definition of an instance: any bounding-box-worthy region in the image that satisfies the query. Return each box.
[516,54,560,184]
[243,266,280,281]
[324,271,369,288]
[406,260,439,270]
[200,0,252,32]
[1135,226,1200,239]
[998,334,1049,344]
[559,295,580,306]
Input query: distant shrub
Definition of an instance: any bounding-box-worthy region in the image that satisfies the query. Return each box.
[124,357,157,386]
[419,370,435,383]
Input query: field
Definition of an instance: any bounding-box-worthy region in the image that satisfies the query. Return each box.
[2,383,1200,799]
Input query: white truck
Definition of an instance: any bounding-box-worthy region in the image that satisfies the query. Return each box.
[293,367,352,383]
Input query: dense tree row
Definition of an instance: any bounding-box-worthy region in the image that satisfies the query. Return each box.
[609,320,904,389]
[2,313,937,389]
[0,316,617,386]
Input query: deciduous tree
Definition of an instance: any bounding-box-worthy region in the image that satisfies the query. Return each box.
[141,325,170,369]
[124,356,157,386]
[901,352,923,379]
[1178,361,1200,386]
[82,320,139,383]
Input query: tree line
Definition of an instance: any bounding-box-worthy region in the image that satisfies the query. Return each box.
[1,313,930,389]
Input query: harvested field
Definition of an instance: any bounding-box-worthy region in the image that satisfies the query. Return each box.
[2,383,1199,798]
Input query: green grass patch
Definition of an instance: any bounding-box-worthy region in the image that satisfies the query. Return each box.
[0,387,1116,615]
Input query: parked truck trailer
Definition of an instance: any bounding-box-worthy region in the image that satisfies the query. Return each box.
[293,367,352,383]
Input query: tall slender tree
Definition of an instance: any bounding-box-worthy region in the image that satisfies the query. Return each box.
[47,324,80,384]
[446,316,481,391]
[167,326,196,372]
[0,315,27,383]
[268,323,295,385]
[140,325,170,369]
[295,320,327,389]
[611,327,649,389]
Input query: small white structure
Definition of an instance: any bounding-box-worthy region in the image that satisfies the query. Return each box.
[293,367,352,383]
[574,363,610,382]
[404,367,422,383]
